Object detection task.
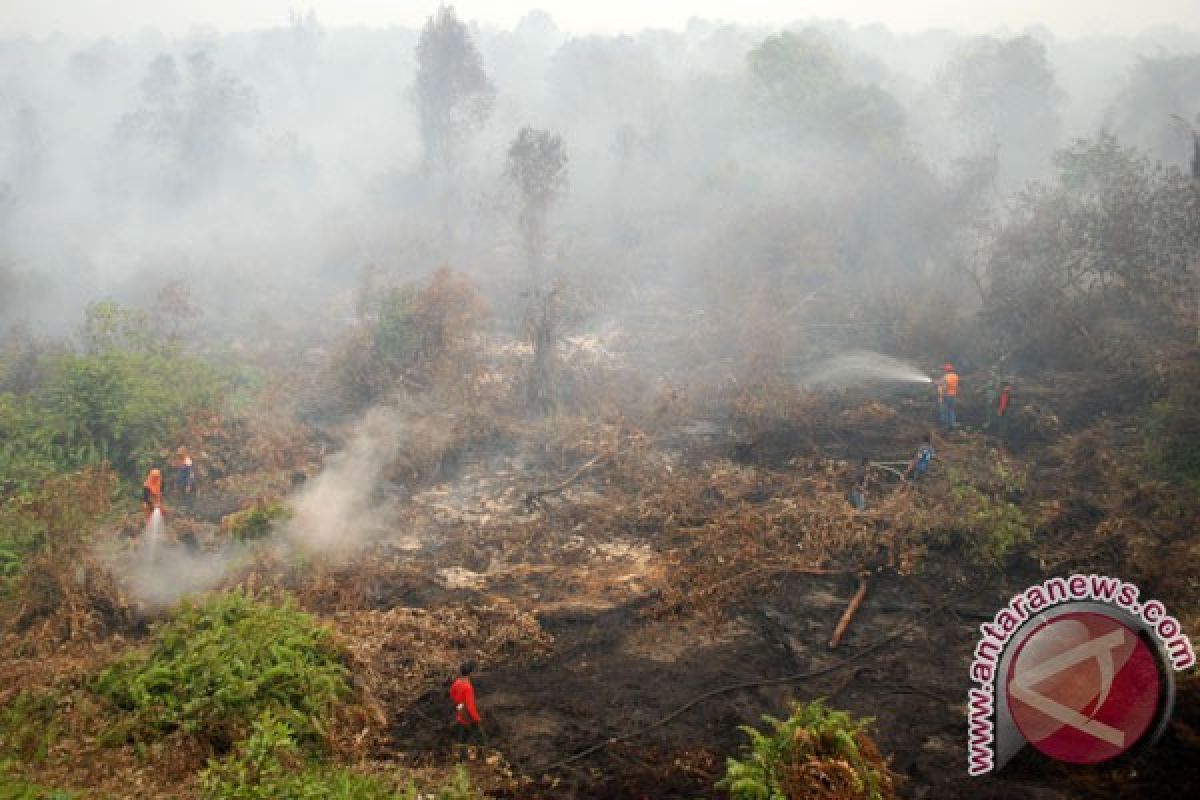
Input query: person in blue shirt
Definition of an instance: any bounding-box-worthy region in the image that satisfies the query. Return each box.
[175,446,196,497]
[848,456,870,511]
[904,434,935,481]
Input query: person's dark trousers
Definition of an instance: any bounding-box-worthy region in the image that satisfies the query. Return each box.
[453,723,485,761]
[457,723,486,745]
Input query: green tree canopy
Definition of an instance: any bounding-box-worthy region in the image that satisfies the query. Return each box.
[747,29,904,148]
[985,134,1200,367]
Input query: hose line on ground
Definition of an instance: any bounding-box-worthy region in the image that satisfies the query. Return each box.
[533,590,977,774]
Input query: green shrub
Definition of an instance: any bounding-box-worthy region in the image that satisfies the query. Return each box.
[0,768,77,800]
[0,394,60,497]
[0,785,76,800]
[1146,399,1200,484]
[718,699,895,800]
[94,591,348,752]
[223,501,292,542]
[41,348,227,477]
[940,458,1033,567]
[198,712,393,800]
[0,466,116,596]
[0,509,42,589]
[0,350,227,498]
[374,287,422,376]
[324,269,487,412]
[326,286,419,409]
[411,766,477,800]
[0,692,61,764]
[947,483,1033,566]
[0,301,233,496]
[200,714,477,800]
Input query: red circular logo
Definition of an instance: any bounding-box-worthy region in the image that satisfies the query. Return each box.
[1006,611,1162,764]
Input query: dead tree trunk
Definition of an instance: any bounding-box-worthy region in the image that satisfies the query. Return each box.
[524,288,560,414]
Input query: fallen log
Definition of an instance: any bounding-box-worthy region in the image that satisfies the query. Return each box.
[829,574,869,648]
[537,589,977,773]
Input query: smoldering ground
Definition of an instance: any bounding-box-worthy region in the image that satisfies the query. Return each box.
[285,404,408,554]
[105,404,411,607]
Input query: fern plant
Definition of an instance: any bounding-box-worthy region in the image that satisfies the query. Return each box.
[718,699,896,800]
[223,501,292,542]
[198,712,395,800]
[94,590,348,752]
[200,713,479,800]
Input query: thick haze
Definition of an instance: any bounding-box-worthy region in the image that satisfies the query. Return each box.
[1,2,1198,344]
[5,1,1199,38]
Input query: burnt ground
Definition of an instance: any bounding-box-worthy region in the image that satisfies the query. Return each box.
[387,565,1007,798]
[367,500,1045,799]
[462,577,981,799]
[384,553,1196,799]
[356,422,1199,800]
[86,389,1199,800]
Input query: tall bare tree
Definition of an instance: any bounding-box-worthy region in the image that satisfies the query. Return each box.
[505,126,567,414]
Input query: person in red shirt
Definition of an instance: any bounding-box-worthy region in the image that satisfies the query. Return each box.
[997,382,1012,437]
[450,661,485,751]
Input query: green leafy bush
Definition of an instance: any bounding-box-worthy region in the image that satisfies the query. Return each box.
[939,457,1033,567]
[200,714,477,800]
[0,765,77,800]
[0,509,42,589]
[324,269,488,412]
[0,466,116,596]
[198,712,394,800]
[223,501,292,542]
[0,301,231,498]
[0,351,227,497]
[1146,393,1200,485]
[41,348,226,477]
[0,394,60,497]
[947,483,1033,566]
[326,286,420,409]
[94,591,348,752]
[0,692,61,764]
[718,699,895,800]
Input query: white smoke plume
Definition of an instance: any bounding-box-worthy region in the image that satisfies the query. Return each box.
[284,404,406,554]
[107,404,406,607]
[117,542,237,610]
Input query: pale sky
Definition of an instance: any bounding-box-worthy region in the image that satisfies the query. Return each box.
[1,0,1197,39]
